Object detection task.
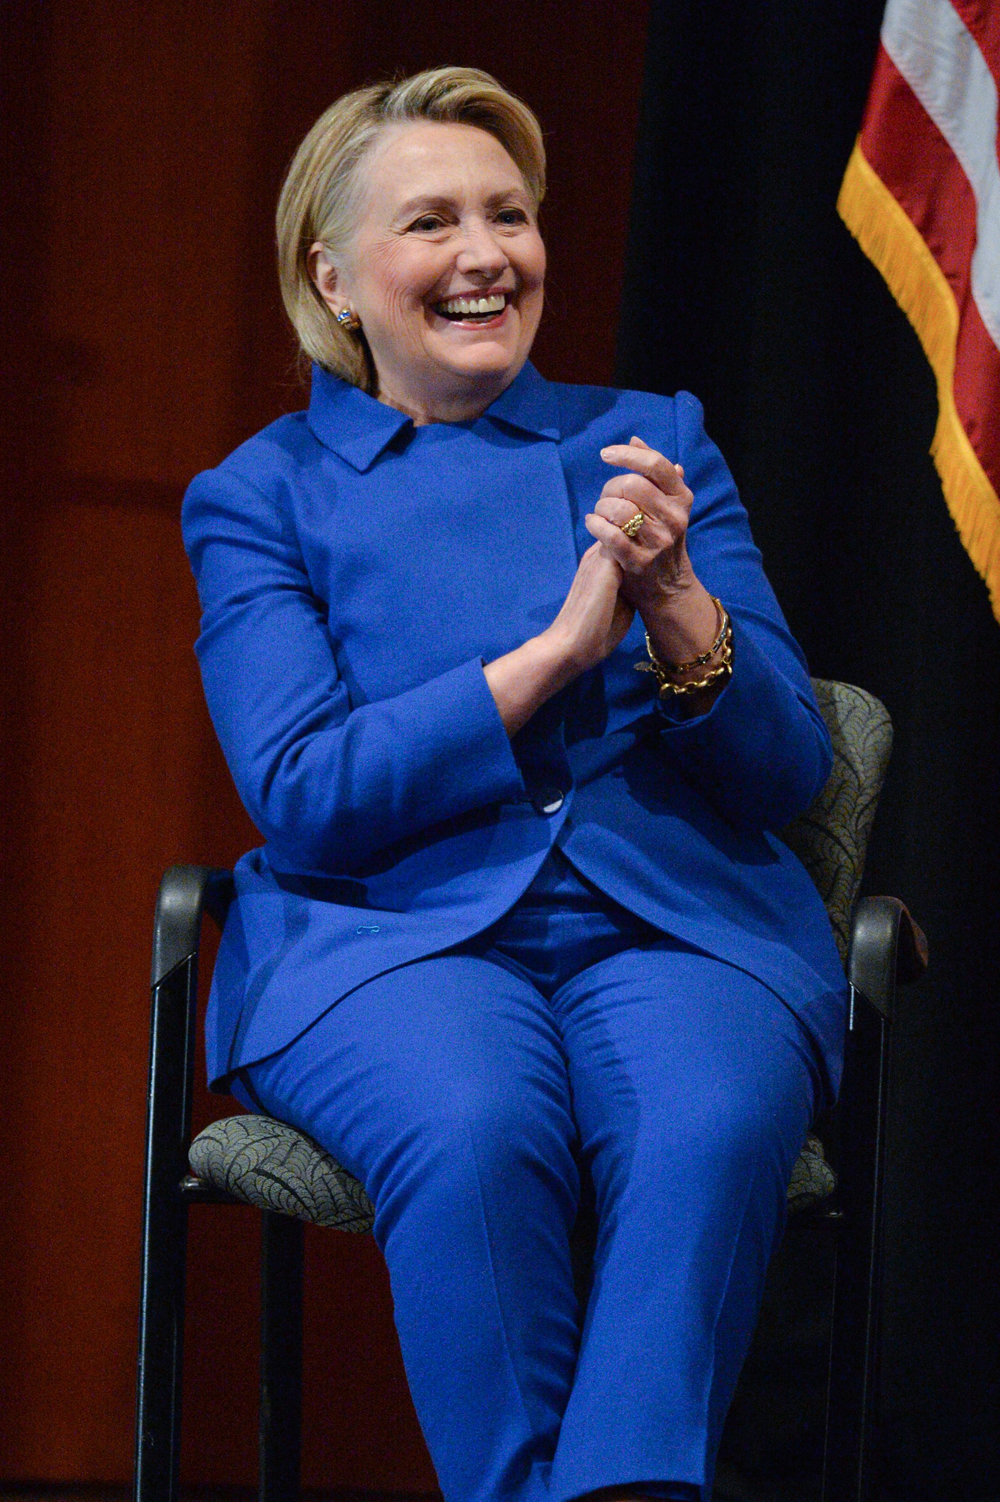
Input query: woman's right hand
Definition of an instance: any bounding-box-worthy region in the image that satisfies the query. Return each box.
[543,542,636,673]
[484,544,635,737]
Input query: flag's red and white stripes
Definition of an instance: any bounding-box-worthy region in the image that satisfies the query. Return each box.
[839,0,1000,615]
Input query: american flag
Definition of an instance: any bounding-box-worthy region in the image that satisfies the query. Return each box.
[839,0,1000,619]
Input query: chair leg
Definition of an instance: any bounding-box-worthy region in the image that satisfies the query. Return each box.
[822,991,891,1502]
[135,956,201,1502]
[135,1188,190,1502]
[260,1211,304,1502]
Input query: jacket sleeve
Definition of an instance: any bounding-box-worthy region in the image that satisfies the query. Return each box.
[652,391,832,832]
[182,462,526,874]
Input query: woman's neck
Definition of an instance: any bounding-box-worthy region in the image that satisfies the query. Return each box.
[373,365,522,427]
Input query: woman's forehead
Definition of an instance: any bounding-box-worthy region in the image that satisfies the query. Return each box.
[359,120,527,208]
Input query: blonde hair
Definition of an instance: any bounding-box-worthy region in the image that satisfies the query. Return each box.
[276,67,546,390]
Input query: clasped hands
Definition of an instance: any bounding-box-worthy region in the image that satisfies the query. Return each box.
[484,438,724,737]
[546,437,720,677]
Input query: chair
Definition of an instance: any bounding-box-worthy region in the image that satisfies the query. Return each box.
[134,680,926,1502]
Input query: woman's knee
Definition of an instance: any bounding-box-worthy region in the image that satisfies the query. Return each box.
[588,1065,810,1224]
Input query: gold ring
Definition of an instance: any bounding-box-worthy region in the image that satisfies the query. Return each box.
[621,511,645,538]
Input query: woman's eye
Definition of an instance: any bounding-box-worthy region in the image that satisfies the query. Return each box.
[410,215,445,233]
[496,208,528,226]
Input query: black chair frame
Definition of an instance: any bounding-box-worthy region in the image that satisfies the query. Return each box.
[134,864,925,1502]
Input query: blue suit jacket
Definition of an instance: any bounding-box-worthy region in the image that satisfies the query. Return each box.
[183,362,847,1092]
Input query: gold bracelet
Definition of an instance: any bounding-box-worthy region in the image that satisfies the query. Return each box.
[634,599,734,697]
[664,630,733,696]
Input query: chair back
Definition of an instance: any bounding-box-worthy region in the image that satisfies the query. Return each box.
[780,680,893,962]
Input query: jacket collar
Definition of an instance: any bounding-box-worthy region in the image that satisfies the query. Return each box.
[307,368,411,471]
[307,360,561,471]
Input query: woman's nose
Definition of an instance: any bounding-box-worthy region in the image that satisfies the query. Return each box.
[455,220,509,276]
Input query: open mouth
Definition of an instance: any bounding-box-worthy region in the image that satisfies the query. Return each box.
[433,292,510,323]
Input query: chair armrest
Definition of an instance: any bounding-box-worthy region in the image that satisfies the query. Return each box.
[848,896,928,1022]
[151,864,235,987]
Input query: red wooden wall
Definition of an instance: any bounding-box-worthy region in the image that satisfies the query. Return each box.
[0,1,648,1487]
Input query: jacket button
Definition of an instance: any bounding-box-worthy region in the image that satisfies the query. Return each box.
[532,786,564,816]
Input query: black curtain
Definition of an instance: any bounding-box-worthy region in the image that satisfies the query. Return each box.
[618,4,1000,1497]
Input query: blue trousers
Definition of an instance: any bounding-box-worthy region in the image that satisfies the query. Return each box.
[236,853,838,1502]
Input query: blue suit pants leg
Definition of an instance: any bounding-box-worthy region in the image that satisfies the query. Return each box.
[242,954,582,1502]
[545,942,826,1502]
[240,943,833,1502]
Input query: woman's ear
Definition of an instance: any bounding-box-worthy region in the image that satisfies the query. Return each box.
[308,241,343,315]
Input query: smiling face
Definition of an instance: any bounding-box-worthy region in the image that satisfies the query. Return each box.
[310,120,546,424]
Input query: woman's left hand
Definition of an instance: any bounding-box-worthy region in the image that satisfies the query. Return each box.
[585,436,696,608]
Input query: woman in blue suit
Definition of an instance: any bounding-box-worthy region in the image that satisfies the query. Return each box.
[183,66,847,1502]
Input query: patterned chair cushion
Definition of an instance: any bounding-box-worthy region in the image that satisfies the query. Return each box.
[190,680,892,1223]
[786,1133,838,1211]
[189,1115,835,1221]
[189,1114,375,1232]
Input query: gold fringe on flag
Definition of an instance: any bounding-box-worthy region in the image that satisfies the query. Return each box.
[838,139,1000,621]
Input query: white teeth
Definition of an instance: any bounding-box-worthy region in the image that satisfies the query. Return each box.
[439,292,507,317]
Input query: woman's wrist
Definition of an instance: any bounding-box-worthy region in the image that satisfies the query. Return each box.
[483,632,575,738]
[639,581,733,718]
[639,576,720,666]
